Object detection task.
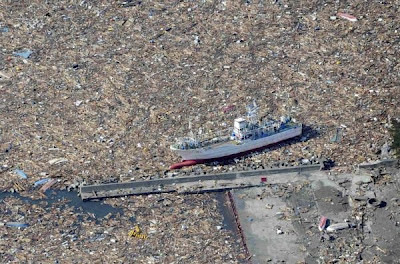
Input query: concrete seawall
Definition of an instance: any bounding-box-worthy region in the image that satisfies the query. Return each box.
[358,159,398,169]
[80,163,323,200]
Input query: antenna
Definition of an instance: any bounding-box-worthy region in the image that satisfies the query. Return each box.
[287,92,290,111]
[188,119,195,139]
[246,100,259,124]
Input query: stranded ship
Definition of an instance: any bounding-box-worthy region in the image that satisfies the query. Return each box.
[170,102,302,167]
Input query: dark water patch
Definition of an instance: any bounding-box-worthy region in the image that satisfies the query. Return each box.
[0,190,123,219]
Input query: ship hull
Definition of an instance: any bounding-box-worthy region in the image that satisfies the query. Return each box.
[172,125,302,161]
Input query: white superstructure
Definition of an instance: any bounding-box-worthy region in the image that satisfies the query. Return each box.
[170,103,303,161]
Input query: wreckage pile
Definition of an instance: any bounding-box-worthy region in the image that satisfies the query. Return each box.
[1,192,243,263]
[1,1,399,187]
[1,0,399,262]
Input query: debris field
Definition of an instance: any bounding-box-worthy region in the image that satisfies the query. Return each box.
[1,0,400,263]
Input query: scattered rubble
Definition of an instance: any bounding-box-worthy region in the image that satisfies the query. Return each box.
[1,1,399,187]
[231,167,400,263]
[1,0,399,262]
[0,192,243,262]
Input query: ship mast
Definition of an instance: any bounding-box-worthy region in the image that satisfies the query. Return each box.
[188,119,195,139]
[246,101,259,125]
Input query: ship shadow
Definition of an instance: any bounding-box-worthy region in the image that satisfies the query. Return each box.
[204,125,321,167]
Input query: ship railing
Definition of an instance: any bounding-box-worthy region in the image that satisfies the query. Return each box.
[172,137,201,150]
[198,135,231,148]
[241,122,299,140]
[173,128,233,149]
[196,128,232,144]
